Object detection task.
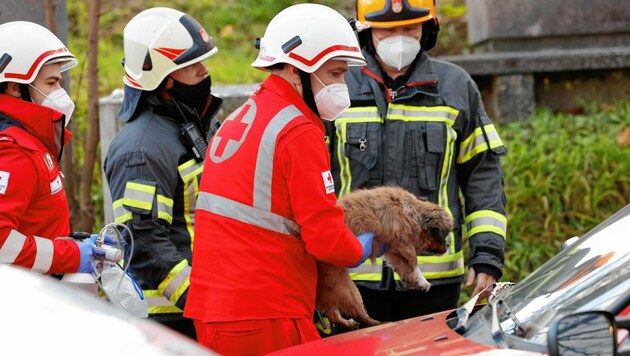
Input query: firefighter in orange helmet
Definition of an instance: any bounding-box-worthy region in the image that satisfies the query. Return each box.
[325,0,508,324]
[185,3,379,354]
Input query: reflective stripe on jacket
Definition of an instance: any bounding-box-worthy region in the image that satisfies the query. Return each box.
[328,49,507,289]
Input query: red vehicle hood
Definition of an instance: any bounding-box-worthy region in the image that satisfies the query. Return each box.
[269,309,540,355]
[272,311,496,355]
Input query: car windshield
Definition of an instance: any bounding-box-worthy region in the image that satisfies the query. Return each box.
[463,203,630,348]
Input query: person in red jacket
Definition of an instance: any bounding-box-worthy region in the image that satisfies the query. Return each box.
[0,21,95,274]
[184,3,377,354]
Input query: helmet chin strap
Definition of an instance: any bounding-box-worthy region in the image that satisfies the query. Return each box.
[18,84,33,102]
[298,70,320,118]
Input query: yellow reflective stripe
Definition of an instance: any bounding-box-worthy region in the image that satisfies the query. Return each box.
[416,250,465,279]
[112,199,132,223]
[349,272,382,281]
[156,195,174,224]
[123,182,156,210]
[123,198,152,211]
[178,159,202,245]
[387,104,458,126]
[158,260,188,295]
[348,257,382,281]
[178,159,203,180]
[170,276,190,305]
[350,250,466,282]
[457,124,504,163]
[144,290,182,314]
[184,176,197,244]
[438,125,457,254]
[336,121,351,197]
[126,181,156,193]
[178,159,196,171]
[465,210,507,239]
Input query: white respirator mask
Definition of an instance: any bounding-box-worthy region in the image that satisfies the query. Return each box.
[312,74,351,121]
[30,85,75,126]
[374,35,421,71]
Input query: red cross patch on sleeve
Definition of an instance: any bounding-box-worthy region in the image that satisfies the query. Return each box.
[321,171,335,194]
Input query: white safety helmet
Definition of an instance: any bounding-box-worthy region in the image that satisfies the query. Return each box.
[252,3,366,73]
[122,7,218,91]
[0,21,77,84]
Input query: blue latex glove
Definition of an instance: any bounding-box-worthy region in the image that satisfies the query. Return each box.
[350,232,376,268]
[74,239,96,273]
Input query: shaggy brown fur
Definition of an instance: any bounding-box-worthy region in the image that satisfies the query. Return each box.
[316,186,453,329]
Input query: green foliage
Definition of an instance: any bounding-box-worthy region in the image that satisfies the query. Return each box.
[500,102,630,283]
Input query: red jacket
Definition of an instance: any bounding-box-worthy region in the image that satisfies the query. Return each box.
[0,94,80,273]
[185,75,363,322]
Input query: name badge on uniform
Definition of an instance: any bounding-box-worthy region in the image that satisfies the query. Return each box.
[322,171,335,195]
[50,174,63,195]
[0,171,9,194]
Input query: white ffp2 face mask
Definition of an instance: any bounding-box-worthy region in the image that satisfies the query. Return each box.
[312,74,351,121]
[29,85,75,127]
[374,35,421,71]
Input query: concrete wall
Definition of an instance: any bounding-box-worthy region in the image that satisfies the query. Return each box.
[0,1,68,43]
[467,0,630,52]
[440,0,630,121]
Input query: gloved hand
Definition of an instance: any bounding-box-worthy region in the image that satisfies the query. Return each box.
[350,232,376,268]
[74,239,96,273]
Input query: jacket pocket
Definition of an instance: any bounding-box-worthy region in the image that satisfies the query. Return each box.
[342,122,381,189]
[415,122,445,192]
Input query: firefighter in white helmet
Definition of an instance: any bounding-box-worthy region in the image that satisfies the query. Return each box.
[185,3,381,354]
[104,7,222,339]
[0,21,100,275]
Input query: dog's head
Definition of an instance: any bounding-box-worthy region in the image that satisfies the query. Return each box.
[401,193,452,255]
[419,206,452,254]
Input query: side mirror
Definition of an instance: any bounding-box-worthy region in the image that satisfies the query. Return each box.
[548,311,617,356]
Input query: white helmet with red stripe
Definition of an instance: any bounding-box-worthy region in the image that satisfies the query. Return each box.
[0,21,77,84]
[252,3,366,73]
[122,7,218,91]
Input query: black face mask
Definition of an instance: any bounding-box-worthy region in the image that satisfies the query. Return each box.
[168,75,212,117]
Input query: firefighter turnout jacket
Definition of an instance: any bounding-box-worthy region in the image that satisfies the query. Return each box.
[327,50,507,290]
[185,75,363,323]
[0,94,82,273]
[104,90,221,315]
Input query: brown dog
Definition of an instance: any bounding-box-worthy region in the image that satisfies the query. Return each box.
[315,186,453,329]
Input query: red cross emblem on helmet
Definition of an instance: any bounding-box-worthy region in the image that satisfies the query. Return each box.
[392,0,403,13]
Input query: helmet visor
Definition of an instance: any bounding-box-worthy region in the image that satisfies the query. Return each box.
[173,14,216,65]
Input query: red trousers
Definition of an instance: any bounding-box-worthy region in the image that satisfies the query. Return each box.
[194,318,320,355]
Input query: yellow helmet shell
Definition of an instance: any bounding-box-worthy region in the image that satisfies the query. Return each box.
[357,0,436,28]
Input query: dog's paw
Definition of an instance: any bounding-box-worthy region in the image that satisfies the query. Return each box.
[404,267,431,292]
[417,279,431,292]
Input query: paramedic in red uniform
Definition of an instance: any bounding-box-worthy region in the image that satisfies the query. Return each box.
[185,3,377,354]
[0,21,95,274]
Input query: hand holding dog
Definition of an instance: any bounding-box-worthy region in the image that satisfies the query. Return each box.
[350,232,375,267]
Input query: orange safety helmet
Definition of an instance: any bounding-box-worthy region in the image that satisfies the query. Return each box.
[355,0,440,51]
